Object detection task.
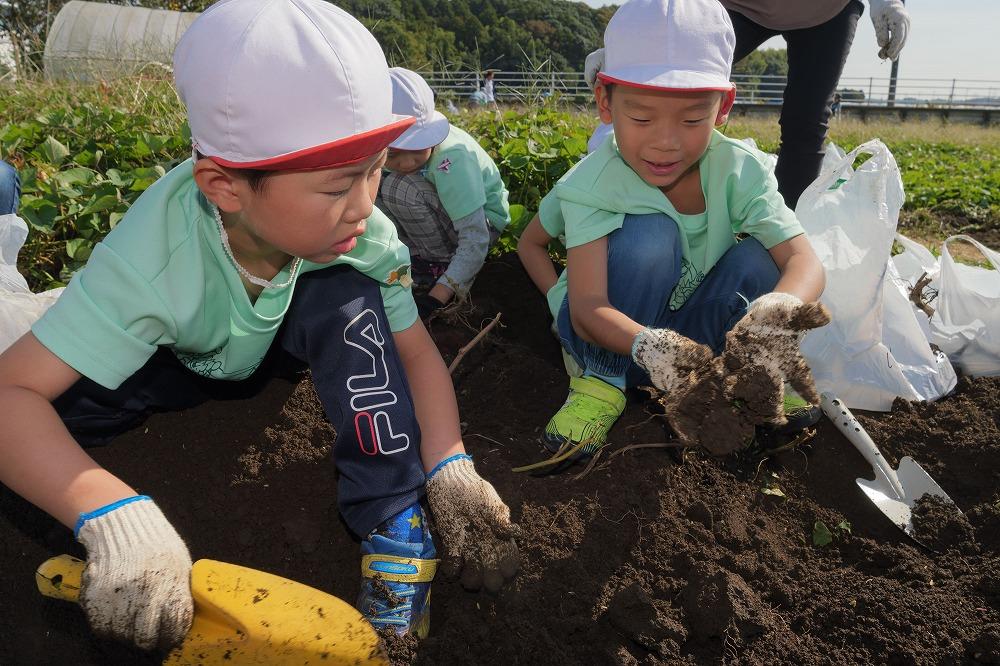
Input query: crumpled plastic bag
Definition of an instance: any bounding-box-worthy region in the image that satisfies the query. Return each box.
[0,214,64,354]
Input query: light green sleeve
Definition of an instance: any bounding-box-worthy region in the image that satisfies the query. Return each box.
[31,243,176,389]
[428,147,487,222]
[381,284,418,332]
[537,189,565,238]
[562,199,625,249]
[358,211,419,332]
[729,163,805,249]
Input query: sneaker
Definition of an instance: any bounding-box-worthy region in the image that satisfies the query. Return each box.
[357,504,437,638]
[543,375,626,458]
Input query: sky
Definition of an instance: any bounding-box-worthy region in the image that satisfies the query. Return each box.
[580,0,1000,85]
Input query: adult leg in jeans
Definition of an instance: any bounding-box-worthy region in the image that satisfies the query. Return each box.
[0,160,21,214]
[727,10,779,64]
[558,212,683,389]
[777,1,864,209]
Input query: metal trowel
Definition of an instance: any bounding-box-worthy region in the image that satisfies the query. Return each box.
[36,554,389,665]
[819,392,958,538]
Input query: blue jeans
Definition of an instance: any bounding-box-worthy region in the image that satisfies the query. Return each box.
[557,212,780,388]
[0,161,20,214]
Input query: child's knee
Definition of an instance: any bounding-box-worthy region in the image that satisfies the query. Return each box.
[609,213,681,280]
[734,238,780,293]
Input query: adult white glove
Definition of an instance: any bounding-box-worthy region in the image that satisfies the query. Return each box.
[631,327,714,395]
[425,454,519,593]
[868,0,910,61]
[584,48,605,91]
[76,496,193,650]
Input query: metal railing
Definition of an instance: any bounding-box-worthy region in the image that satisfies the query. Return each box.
[425,71,1000,109]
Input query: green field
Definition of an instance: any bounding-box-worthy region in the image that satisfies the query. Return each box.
[2,79,998,289]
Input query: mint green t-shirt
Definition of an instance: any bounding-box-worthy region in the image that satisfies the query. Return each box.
[423,125,511,233]
[538,130,804,318]
[33,159,418,390]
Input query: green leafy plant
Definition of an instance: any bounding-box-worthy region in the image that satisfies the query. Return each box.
[812,519,852,547]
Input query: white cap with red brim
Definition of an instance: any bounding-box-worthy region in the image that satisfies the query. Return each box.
[597,0,736,92]
[388,68,451,151]
[173,0,414,171]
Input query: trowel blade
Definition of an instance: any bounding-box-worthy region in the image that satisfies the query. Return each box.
[855,477,914,535]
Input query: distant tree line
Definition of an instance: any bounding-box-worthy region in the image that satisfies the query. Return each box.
[3,0,789,81]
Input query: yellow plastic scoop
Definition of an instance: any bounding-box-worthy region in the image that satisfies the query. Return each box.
[36,554,389,666]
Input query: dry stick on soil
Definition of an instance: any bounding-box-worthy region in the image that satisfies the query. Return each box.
[448,312,502,374]
[910,271,937,318]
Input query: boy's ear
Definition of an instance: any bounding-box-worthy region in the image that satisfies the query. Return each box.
[193,158,244,213]
[716,87,737,125]
[595,83,613,124]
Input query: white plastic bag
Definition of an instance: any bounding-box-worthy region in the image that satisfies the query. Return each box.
[796,140,957,411]
[929,235,1000,376]
[0,214,64,354]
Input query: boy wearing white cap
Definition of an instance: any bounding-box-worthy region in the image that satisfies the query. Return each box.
[532,0,829,466]
[0,0,517,649]
[378,68,510,317]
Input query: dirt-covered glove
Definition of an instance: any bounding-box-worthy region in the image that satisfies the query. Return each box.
[631,327,715,395]
[869,0,910,60]
[425,454,519,593]
[584,47,605,91]
[414,292,445,320]
[633,328,754,454]
[722,293,831,426]
[76,496,193,651]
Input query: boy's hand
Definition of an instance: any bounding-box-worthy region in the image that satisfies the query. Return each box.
[414,293,445,319]
[868,0,910,60]
[584,48,605,91]
[425,454,519,593]
[76,496,193,651]
[722,293,831,425]
[631,327,714,395]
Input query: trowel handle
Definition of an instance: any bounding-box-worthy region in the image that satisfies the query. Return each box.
[36,554,84,603]
[819,393,905,496]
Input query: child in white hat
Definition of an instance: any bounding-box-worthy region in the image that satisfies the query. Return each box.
[0,0,516,648]
[378,68,511,317]
[523,0,829,469]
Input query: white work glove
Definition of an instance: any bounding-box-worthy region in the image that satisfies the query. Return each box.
[631,327,714,395]
[722,293,831,425]
[632,327,755,453]
[425,454,519,593]
[76,496,193,650]
[868,0,910,61]
[584,47,605,91]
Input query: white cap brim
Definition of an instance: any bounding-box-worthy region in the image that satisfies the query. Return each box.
[599,67,733,92]
[390,110,450,151]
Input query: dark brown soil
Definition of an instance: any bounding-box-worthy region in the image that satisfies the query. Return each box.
[913,494,978,555]
[2,255,1000,665]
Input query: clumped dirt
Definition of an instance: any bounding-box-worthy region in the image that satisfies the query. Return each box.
[913,494,978,555]
[2,255,1000,665]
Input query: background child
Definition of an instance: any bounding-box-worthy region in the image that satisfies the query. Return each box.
[0,159,19,215]
[378,68,511,318]
[532,0,828,465]
[0,0,516,649]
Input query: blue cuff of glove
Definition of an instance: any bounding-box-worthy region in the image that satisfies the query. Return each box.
[74,495,151,537]
[427,453,472,480]
[631,328,649,359]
